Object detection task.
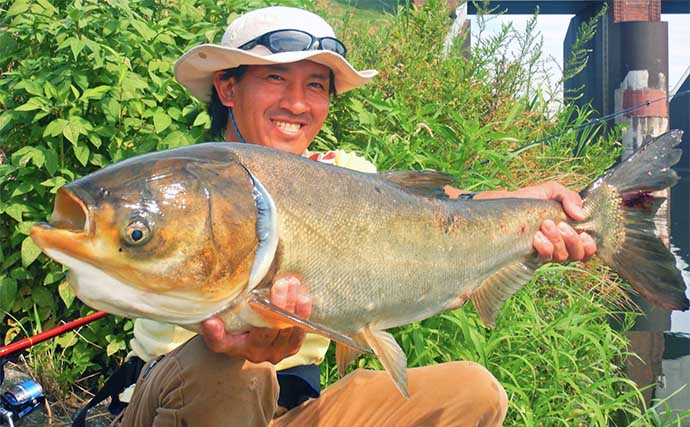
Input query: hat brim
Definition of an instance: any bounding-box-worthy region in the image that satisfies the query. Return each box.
[174,45,378,102]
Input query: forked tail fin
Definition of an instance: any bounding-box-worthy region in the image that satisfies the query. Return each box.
[579,130,689,311]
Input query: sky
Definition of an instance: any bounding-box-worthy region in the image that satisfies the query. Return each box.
[468,14,690,98]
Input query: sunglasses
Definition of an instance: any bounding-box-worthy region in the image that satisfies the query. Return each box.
[238,29,347,58]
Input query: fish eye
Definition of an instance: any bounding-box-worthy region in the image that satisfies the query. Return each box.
[123,220,151,246]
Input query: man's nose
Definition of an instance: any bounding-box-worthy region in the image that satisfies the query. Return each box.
[279,83,309,114]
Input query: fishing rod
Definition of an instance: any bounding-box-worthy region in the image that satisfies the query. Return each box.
[0,311,109,359]
[489,88,690,161]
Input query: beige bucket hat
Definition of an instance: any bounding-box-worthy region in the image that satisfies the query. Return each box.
[174,6,378,102]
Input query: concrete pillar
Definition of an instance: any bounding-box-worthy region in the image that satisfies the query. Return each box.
[610,0,672,411]
[443,1,471,57]
[565,0,675,411]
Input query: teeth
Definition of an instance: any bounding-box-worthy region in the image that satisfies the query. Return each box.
[272,120,301,134]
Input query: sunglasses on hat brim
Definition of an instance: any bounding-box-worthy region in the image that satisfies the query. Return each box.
[238,29,347,58]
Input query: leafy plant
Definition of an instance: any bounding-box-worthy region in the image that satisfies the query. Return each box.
[0,1,686,425]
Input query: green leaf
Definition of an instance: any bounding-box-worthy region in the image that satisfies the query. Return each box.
[40,176,68,189]
[63,121,81,145]
[55,331,78,348]
[15,221,35,236]
[106,340,126,357]
[0,277,17,311]
[43,149,59,175]
[44,119,68,137]
[32,286,53,307]
[73,144,90,166]
[7,0,29,16]
[153,111,172,133]
[81,85,111,101]
[17,80,44,97]
[70,37,87,60]
[0,112,14,133]
[192,111,210,128]
[44,80,58,99]
[87,133,102,148]
[161,131,189,149]
[35,0,58,16]
[21,237,42,267]
[15,98,44,112]
[104,97,120,122]
[58,281,75,309]
[43,271,64,286]
[11,182,34,197]
[4,204,28,222]
[130,20,156,41]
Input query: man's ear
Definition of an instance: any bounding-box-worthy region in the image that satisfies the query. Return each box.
[213,72,236,107]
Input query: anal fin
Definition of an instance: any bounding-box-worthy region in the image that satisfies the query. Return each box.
[246,293,372,355]
[471,259,538,327]
[361,325,409,399]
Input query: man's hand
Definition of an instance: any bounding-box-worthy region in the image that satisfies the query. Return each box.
[450,181,596,262]
[200,274,312,364]
[507,182,596,262]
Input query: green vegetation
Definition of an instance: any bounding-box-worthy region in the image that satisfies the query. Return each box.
[0,0,687,425]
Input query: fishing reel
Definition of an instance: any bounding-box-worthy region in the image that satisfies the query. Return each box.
[0,380,45,427]
[0,359,45,427]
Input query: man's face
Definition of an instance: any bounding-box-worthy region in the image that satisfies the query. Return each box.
[215,61,331,154]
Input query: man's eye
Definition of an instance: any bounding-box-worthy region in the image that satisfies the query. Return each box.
[309,82,326,90]
[267,74,284,81]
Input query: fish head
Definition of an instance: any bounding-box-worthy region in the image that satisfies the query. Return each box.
[30,146,275,325]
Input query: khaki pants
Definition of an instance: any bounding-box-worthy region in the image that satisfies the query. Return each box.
[122,336,508,427]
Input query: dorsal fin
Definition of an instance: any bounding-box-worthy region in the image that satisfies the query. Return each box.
[380,170,455,198]
[471,259,539,327]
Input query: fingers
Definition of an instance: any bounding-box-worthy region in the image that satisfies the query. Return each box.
[534,220,596,263]
[201,316,248,355]
[541,182,586,222]
[539,220,569,262]
[533,231,554,262]
[580,232,597,260]
[558,222,584,261]
[200,273,311,363]
[295,285,313,319]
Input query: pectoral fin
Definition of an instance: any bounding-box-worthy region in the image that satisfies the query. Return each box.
[361,325,409,399]
[246,293,372,355]
[471,259,538,327]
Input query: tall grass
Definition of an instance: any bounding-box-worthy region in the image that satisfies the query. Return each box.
[313,2,688,425]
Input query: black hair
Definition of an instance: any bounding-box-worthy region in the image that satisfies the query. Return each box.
[208,66,249,139]
[207,66,337,139]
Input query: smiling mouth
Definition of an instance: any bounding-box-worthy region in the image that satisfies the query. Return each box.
[271,120,303,134]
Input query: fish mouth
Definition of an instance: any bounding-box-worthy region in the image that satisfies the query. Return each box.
[49,187,92,233]
[30,187,93,251]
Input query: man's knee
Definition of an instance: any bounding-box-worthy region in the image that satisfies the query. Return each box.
[442,361,508,423]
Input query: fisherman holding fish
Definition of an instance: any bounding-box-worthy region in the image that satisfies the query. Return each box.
[102,7,605,426]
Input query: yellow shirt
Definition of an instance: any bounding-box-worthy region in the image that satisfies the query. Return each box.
[129,149,377,371]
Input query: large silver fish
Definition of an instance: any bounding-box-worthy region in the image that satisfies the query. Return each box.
[30,131,689,396]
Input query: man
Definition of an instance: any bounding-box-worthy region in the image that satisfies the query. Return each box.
[122,7,595,426]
